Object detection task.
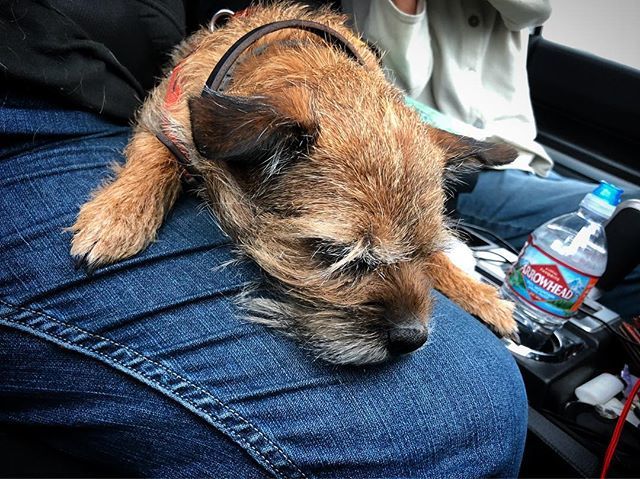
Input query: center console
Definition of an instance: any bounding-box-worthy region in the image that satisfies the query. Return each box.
[462,226,636,477]
[466,226,623,410]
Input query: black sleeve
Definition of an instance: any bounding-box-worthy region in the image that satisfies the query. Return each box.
[1,0,185,122]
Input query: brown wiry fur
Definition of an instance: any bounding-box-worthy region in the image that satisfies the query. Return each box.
[70,1,517,364]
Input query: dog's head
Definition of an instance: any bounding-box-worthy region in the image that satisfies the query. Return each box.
[188,69,516,364]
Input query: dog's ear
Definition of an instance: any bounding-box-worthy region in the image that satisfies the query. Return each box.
[189,91,317,170]
[429,128,518,176]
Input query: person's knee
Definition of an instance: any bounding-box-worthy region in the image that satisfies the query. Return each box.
[477,345,528,475]
[297,306,529,477]
[419,299,528,476]
[441,339,527,476]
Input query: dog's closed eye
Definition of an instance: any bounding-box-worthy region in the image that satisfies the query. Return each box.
[307,238,379,275]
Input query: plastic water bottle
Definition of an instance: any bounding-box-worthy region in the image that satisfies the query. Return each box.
[501,181,623,349]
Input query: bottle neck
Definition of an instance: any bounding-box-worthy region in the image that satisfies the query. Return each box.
[577,206,608,224]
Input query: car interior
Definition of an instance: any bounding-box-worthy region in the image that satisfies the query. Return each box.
[509,23,640,478]
[2,1,639,477]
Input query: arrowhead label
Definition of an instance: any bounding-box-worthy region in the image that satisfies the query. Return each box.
[521,263,574,300]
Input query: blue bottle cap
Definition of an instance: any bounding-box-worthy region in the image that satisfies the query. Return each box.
[592,181,624,207]
[580,181,624,218]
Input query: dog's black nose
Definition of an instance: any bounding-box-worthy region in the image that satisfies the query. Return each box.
[387,324,428,356]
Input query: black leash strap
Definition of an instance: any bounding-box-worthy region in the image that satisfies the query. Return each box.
[202,19,366,95]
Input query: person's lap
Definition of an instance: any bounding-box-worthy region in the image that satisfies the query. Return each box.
[0,103,527,477]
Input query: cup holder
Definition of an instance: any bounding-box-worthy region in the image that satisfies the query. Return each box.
[503,328,584,362]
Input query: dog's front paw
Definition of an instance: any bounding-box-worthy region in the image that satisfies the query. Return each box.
[477,295,519,341]
[70,189,160,273]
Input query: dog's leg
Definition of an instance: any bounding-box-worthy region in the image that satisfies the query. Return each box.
[70,130,182,271]
[431,251,517,338]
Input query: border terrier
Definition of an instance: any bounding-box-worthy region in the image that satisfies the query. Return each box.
[70,2,518,364]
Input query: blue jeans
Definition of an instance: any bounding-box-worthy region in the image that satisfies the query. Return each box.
[457,169,640,317]
[0,100,527,477]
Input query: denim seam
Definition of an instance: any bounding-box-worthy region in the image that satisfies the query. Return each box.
[0,298,307,479]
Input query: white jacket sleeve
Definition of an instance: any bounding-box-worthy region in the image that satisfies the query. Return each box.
[487,0,552,31]
[358,0,432,98]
